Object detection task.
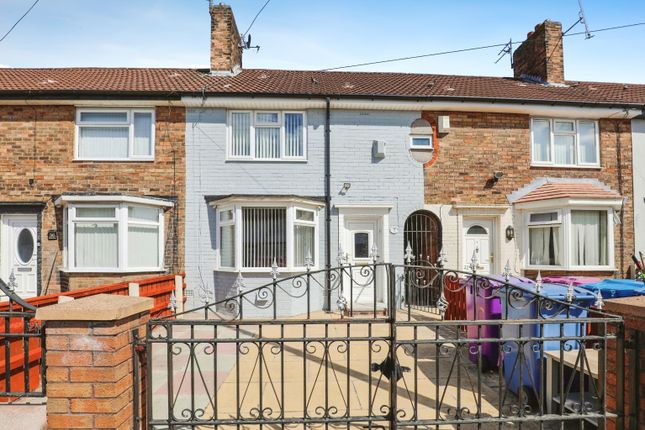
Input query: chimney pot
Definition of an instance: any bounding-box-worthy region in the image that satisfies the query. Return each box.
[209,3,243,75]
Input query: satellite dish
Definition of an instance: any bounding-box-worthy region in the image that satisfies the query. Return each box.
[246,34,252,49]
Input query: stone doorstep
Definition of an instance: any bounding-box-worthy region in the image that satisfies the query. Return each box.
[0,398,47,430]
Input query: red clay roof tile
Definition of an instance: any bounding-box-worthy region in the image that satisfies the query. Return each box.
[0,67,644,106]
[514,182,621,204]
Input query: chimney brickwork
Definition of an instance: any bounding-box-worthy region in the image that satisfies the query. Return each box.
[512,20,564,84]
[210,3,243,75]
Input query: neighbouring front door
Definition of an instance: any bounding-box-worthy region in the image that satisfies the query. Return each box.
[463,219,494,274]
[1,215,38,298]
[344,219,381,307]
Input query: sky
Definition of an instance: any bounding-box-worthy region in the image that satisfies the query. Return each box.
[1,0,644,83]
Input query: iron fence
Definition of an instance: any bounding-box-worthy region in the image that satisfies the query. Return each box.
[0,279,46,400]
[139,261,624,429]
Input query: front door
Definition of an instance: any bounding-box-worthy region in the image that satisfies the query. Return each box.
[463,219,494,274]
[345,219,381,307]
[1,215,38,298]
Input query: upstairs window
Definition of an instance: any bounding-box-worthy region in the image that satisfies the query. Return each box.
[229,111,306,160]
[531,118,599,167]
[76,109,155,160]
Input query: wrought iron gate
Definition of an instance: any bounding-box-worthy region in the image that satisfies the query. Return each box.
[0,278,46,399]
[139,262,625,429]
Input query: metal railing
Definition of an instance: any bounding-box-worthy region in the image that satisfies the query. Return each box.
[139,262,625,429]
[0,279,45,400]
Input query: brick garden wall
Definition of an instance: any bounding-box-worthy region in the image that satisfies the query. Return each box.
[0,104,186,294]
[422,111,634,276]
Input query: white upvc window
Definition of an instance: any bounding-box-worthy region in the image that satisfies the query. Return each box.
[531,118,600,167]
[75,108,155,160]
[524,206,614,271]
[409,135,434,150]
[228,111,306,161]
[215,201,319,272]
[62,200,166,273]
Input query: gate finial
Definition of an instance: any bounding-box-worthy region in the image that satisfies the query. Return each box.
[370,244,379,263]
[404,243,414,264]
[437,247,447,267]
[469,249,479,273]
[503,259,512,282]
[535,271,543,294]
[271,258,279,280]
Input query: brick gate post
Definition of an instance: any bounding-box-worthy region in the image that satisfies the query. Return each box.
[36,294,152,430]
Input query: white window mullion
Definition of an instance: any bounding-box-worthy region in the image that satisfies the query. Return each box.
[68,207,75,269]
[158,210,165,270]
[118,204,128,270]
[235,205,243,271]
[286,206,294,269]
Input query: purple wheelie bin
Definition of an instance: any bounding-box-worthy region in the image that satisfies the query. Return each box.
[541,275,602,286]
[462,274,536,370]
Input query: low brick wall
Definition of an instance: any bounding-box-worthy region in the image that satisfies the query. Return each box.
[605,296,645,430]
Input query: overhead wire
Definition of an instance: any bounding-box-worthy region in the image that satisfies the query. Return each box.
[0,0,41,44]
[242,0,271,37]
[321,20,645,71]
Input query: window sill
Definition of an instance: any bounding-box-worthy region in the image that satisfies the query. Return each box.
[530,164,601,170]
[225,158,308,163]
[61,267,165,274]
[215,267,319,274]
[73,158,155,163]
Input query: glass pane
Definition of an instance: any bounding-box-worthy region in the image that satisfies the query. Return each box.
[80,111,127,123]
[354,232,369,258]
[128,225,159,268]
[255,127,281,159]
[79,126,129,159]
[571,210,608,266]
[294,225,315,266]
[256,112,279,124]
[555,121,575,132]
[133,112,153,156]
[74,222,118,268]
[242,208,286,267]
[76,207,116,218]
[220,209,234,222]
[529,226,560,266]
[285,113,304,157]
[554,135,575,165]
[231,112,251,156]
[128,206,159,222]
[579,121,598,164]
[296,209,314,222]
[17,229,34,264]
[411,137,432,147]
[466,225,487,235]
[532,119,551,162]
[529,212,559,223]
[220,225,235,267]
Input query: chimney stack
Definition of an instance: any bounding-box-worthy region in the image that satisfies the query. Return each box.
[512,20,565,84]
[209,3,243,75]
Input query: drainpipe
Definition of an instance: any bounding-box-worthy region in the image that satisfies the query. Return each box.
[616,119,625,278]
[324,97,332,311]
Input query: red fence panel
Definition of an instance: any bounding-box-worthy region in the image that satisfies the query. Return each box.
[0,273,185,402]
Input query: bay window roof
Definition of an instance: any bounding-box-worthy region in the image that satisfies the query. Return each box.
[55,194,174,208]
[205,194,325,207]
[510,180,623,210]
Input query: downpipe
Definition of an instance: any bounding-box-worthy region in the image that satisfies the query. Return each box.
[324,97,332,311]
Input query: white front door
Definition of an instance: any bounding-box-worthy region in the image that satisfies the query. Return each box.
[1,215,38,298]
[345,219,381,306]
[463,219,494,274]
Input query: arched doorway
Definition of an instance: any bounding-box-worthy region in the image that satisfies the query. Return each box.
[403,210,442,308]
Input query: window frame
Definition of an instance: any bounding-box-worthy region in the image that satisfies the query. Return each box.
[75,108,156,161]
[227,110,307,161]
[65,202,164,273]
[215,201,319,272]
[530,118,600,168]
[409,135,434,151]
[523,206,614,271]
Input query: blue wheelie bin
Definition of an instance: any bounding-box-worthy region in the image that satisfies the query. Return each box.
[579,278,645,299]
[500,283,595,398]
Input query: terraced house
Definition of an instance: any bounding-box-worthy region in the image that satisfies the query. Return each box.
[0,4,643,313]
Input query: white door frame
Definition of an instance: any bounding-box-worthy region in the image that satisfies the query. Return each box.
[462,217,497,274]
[1,214,39,297]
[336,205,391,305]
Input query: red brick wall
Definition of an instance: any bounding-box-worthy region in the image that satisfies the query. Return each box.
[422,111,634,275]
[0,104,185,293]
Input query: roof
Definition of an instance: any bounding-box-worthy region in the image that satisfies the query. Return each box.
[514,182,621,204]
[1,67,645,107]
[205,194,326,205]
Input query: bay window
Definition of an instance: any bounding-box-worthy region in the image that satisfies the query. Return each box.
[523,206,614,270]
[215,199,320,271]
[56,195,171,272]
[76,109,155,160]
[229,111,306,160]
[531,118,599,167]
